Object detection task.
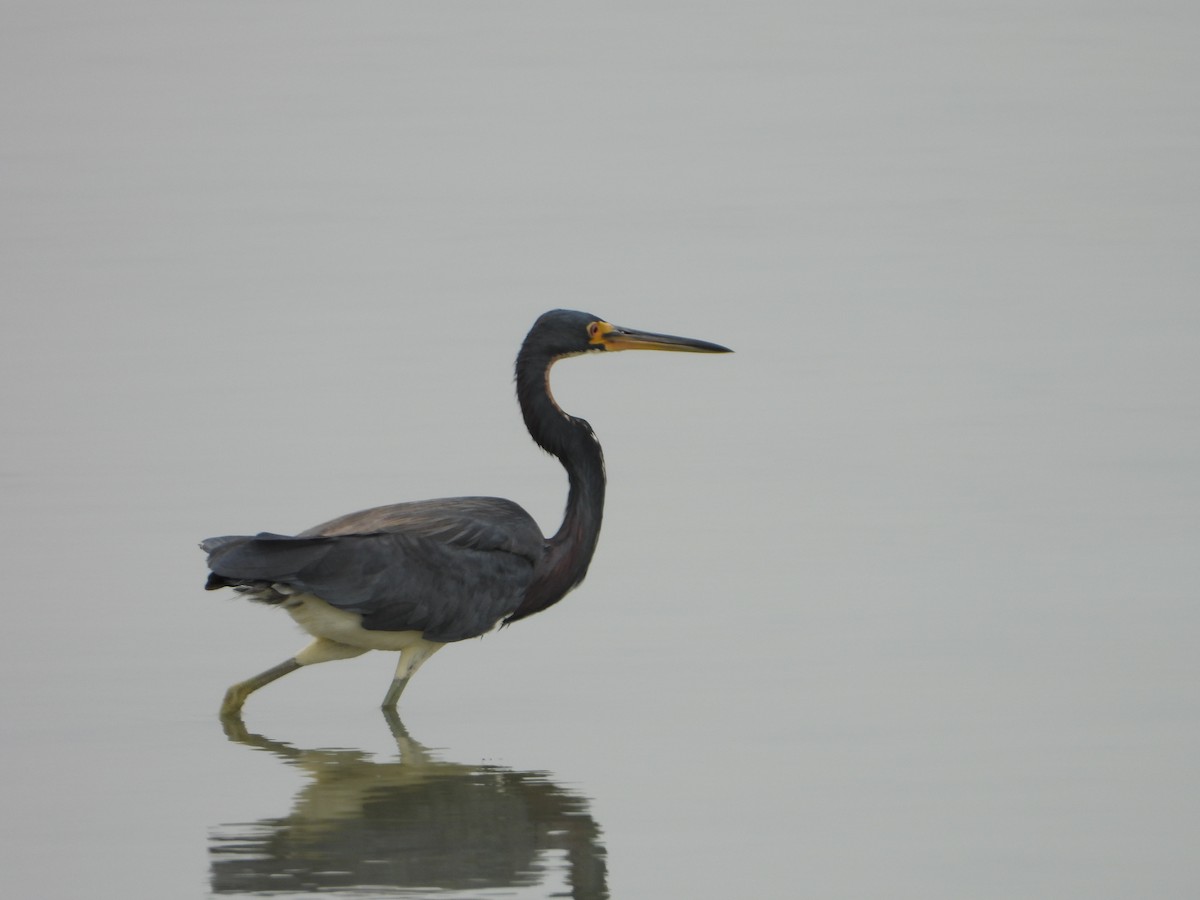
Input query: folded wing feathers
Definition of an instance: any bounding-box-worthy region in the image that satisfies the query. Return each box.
[202,497,545,642]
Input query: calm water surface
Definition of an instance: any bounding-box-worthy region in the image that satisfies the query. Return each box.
[2,2,1197,898]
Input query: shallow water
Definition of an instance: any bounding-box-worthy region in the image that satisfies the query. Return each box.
[208,713,606,897]
[2,2,1198,898]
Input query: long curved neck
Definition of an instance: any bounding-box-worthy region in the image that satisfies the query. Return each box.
[507,348,606,622]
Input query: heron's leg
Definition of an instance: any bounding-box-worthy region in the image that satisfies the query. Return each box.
[221,659,299,717]
[221,638,367,716]
[381,640,444,709]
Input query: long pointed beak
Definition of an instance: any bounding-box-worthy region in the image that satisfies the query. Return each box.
[596,324,733,354]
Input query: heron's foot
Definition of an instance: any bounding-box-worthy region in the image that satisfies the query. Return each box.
[219,709,251,742]
[221,684,251,717]
[219,657,303,717]
[381,676,410,709]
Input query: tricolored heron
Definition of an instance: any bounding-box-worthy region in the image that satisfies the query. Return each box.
[203,309,731,715]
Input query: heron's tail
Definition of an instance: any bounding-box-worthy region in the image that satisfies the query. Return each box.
[200,532,332,603]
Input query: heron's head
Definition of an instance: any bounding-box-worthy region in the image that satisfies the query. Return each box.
[526,309,732,359]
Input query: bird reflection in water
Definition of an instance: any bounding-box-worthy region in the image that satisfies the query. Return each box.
[210,711,607,898]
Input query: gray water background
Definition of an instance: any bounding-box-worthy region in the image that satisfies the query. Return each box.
[2,2,1197,897]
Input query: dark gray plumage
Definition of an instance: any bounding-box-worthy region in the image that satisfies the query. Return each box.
[204,309,730,715]
[204,498,542,642]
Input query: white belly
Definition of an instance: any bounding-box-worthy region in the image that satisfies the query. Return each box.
[282,592,428,652]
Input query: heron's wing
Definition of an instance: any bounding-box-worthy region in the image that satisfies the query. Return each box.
[299,497,544,563]
[202,497,544,642]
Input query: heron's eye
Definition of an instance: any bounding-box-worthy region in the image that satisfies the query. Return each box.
[587,320,613,347]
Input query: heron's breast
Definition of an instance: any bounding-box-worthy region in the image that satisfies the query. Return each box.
[282,592,428,651]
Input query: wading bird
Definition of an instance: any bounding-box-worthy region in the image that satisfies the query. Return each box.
[203,309,730,715]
